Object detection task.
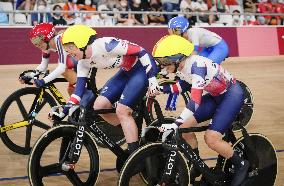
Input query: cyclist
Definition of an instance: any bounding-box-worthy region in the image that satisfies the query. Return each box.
[50,25,159,154]
[168,16,229,65]
[153,35,249,186]
[19,23,94,106]
[157,16,230,111]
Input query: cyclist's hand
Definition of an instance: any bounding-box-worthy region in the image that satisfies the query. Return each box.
[48,111,66,123]
[148,77,160,96]
[19,75,32,84]
[159,123,178,132]
[34,79,45,87]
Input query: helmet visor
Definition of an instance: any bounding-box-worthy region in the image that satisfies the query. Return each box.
[155,54,186,66]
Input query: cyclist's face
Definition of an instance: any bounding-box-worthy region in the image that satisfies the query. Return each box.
[31,37,48,51]
[168,28,182,36]
[162,64,176,73]
[63,43,83,61]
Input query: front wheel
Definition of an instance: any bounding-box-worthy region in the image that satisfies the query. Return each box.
[223,133,277,186]
[118,142,190,186]
[28,125,100,186]
[0,87,57,155]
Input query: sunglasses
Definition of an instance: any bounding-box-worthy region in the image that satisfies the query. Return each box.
[155,54,186,66]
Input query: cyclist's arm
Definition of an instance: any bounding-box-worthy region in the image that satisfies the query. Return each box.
[162,80,192,94]
[35,52,50,72]
[189,30,200,53]
[42,40,68,84]
[66,61,90,106]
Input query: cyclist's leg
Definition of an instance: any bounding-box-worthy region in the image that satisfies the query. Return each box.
[62,68,77,96]
[204,82,248,186]
[94,69,127,125]
[178,94,218,147]
[117,63,148,153]
[206,40,229,65]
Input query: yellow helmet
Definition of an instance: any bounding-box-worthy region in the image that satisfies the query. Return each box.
[62,25,97,49]
[152,35,194,58]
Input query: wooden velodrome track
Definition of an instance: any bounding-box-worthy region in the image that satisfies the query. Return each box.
[0,56,283,186]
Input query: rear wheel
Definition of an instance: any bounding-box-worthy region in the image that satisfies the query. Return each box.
[223,133,277,186]
[232,80,254,131]
[0,87,57,155]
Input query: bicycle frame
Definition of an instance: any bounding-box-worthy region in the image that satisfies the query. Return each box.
[60,97,163,171]
[0,78,67,133]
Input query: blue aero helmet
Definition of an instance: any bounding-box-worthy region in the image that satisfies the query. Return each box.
[168,16,189,35]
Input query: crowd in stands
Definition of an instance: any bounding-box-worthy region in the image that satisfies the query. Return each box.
[0,0,283,26]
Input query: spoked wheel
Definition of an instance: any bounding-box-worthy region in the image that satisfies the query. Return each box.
[232,80,254,132]
[223,133,277,186]
[0,87,57,155]
[148,80,190,120]
[28,125,100,186]
[118,143,190,186]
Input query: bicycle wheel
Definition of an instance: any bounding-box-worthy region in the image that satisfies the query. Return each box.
[149,80,190,120]
[118,142,190,186]
[0,87,57,155]
[223,133,277,186]
[232,80,254,131]
[28,125,100,186]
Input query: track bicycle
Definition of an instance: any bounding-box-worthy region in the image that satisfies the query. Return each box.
[28,93,175,186]
[118,121,277,186]
[0,68,124,154]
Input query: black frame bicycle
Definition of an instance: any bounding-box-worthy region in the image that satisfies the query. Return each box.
[28,94,175,186]
[118,123,277,186]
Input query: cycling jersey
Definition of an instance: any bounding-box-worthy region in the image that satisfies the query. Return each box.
[35,34,77,84]
[175,55,243,133]
[67,37,157,108]
[185,28,229,64]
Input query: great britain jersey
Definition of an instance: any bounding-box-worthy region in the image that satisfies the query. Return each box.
[68,37,157,105]
[185,27,222,50]
[36,34,76,84]
[176,55,235,112]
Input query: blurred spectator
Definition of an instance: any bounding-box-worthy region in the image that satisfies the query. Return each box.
[147,3,166,25]
[91,3,116,26]
[193,0,210,23]
[243,14,258,25]
[114,0,135,25]
[231,9,243,25]
[209,0,229,24]
[161,0,180,21]
[267,15,281,25]
[0,7,9,24]
[77,0,97,24]
[180,0,195,10]
[131,0,149,25]
[209,0,229,12]
[16,0,35,10]
[52,4,67,25]
[31,0,52,26]
[257,0,273,22]
[182,8,197,25]
[62,0,80,25]
[257,15,266,24]
[243,0,257,13]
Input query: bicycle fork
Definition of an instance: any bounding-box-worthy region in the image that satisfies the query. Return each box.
[61,122,85,171]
